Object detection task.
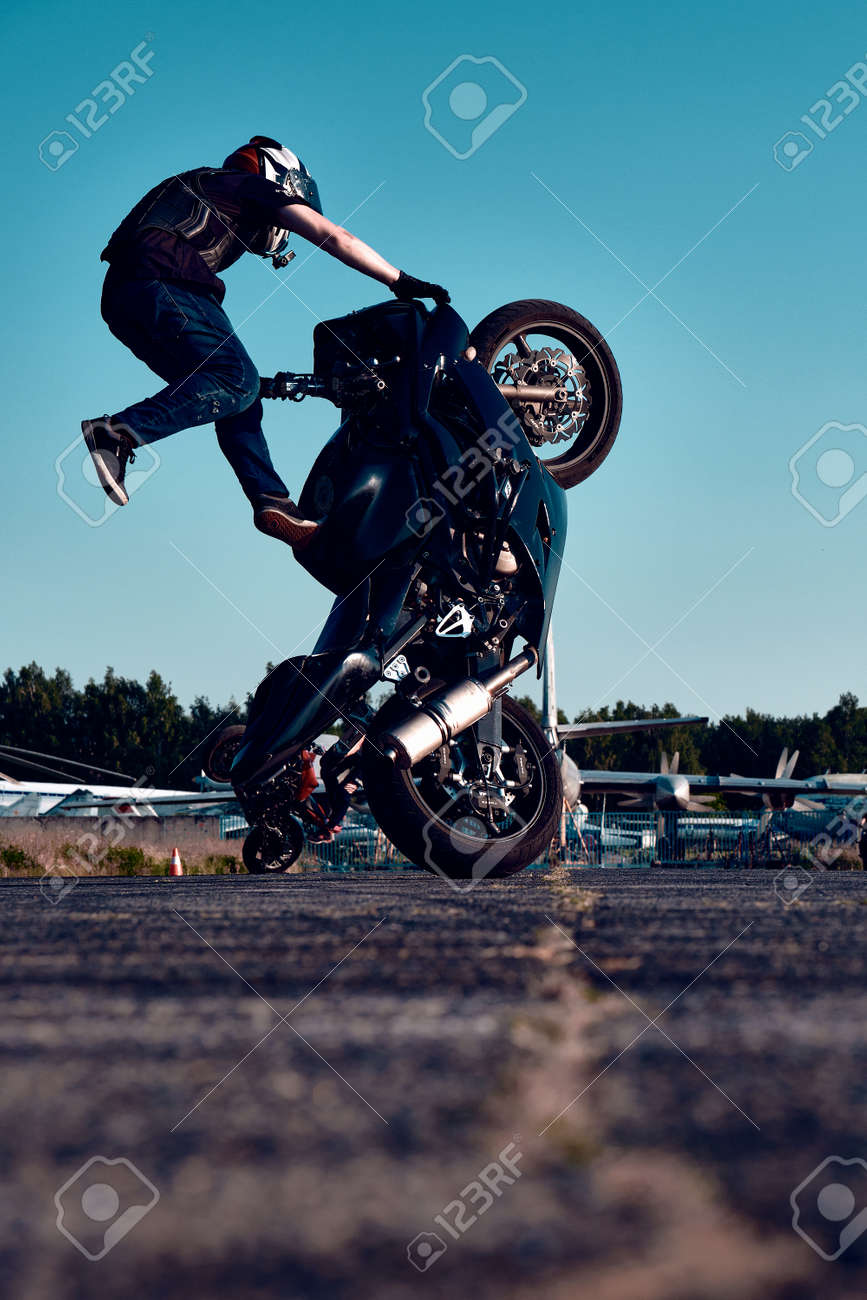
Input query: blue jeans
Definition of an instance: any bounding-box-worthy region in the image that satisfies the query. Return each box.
[101,276,289,503]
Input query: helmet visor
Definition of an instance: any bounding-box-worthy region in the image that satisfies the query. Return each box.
[274,166,322,214]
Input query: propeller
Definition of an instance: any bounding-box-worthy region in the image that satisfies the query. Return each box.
[618,750,716,812]
[728,747,806,811]
[664,750,717,812]
[763,748,800,810]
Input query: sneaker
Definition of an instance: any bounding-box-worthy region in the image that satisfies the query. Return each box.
[307,827,334,844]
[81,416,137,506]
[253,495,319,548]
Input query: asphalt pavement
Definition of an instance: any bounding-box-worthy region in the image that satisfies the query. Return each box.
[1,865,866,1299]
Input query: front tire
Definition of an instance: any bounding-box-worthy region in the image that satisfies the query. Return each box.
[204,724,246,783]
[362,696,562,881]
[469,299,622,489]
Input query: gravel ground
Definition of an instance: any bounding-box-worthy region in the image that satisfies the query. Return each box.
[1,866,866,1299]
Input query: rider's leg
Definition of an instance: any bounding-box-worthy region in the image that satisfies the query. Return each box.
[215,398,320,546]
[101,277,262,440]
[91,277,317,539]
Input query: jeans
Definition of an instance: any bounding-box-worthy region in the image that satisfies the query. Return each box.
[101,275,289,502]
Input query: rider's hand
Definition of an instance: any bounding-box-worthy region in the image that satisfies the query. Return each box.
[391,271,450,306]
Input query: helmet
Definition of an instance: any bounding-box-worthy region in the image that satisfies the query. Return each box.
[223,135,322,213]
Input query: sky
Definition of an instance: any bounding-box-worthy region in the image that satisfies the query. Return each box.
[2,0,866,730]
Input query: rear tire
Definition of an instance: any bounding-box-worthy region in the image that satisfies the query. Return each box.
[361,696,562,881]
[469,299,622,489]
[242,820,304,874]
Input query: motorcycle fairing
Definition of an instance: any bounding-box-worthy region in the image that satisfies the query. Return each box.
[295,425,425,595]
[231,562,419,792]
[421,356,567,660]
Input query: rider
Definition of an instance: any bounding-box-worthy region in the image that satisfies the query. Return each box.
[83,136,450,547]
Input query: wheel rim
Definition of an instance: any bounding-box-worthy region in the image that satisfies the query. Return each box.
[404,707,547,853]
[486,322,614,470]
[207,727,246,783]
[243,823,303,873]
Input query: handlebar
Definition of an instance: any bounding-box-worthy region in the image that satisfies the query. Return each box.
[260,355,400,406]
[259,372,331,402]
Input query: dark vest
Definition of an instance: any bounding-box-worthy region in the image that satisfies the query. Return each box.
[102,168,242,271]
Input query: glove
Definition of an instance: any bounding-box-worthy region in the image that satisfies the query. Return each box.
[391,271,450,306]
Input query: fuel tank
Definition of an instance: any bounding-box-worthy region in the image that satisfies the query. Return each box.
[295,423,424,594]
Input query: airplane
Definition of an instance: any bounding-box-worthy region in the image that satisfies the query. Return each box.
[0,737,343,822]
[0,777,233,819]
[0,743,235,819]
[540,633,867,815]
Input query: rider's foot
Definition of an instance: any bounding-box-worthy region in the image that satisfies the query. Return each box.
[253,494,319,549]
[307,826,334,844]
[81,416,137,506]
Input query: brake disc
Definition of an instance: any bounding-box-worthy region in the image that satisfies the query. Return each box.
[494,344,591,446]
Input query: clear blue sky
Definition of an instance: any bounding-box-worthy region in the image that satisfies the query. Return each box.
[3,0,866,727]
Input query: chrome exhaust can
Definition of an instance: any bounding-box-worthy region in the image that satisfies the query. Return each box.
[381,649,537,769]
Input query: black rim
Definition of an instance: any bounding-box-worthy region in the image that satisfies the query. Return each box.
[403,707,547,850]
[243,825,302,873]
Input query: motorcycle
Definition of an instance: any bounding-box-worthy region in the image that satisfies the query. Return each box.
[205,296,622,879]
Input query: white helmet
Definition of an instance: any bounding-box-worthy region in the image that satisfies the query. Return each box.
[223,135,322,213]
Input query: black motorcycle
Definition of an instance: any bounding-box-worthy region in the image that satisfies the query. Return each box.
[206,297,621,880]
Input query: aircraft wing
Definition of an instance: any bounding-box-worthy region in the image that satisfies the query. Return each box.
[575,770,867,804]
[576,771,670,796]
[559,716,707,740]
[44,790,239,812]
[688,775,867,800]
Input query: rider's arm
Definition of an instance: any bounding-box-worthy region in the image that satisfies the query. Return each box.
[276,203,399,286]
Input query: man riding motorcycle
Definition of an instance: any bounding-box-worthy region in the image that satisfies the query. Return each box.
[83,135,449,547]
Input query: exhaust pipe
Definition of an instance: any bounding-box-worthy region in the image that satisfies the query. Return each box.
[381,649,538,769]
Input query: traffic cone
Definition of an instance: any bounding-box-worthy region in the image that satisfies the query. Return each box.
[169,846,184,877]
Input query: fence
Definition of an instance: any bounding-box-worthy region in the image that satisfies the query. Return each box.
[219,806,849,870]
[557,808,845,868]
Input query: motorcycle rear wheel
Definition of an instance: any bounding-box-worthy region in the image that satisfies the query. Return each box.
[361,695,562,881]
[468,299,622,489]
[242,820,305,874]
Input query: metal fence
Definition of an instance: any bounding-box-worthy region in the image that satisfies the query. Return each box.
[220,806,850,870]
[557,808,842,868]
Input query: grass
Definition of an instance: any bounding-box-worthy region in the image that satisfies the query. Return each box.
[0,823,244,878]
[1,820,864,879]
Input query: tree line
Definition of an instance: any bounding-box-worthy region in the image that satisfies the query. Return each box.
[517,692,867,781]
[0,663,865,789]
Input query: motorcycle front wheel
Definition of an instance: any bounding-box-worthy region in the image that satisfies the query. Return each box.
[204,724,246,783]
[361,696,562,881]
[468,299,622,489]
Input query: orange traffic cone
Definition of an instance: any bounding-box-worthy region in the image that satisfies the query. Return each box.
[169,846,184,877]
